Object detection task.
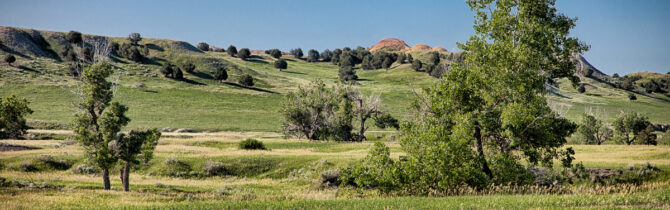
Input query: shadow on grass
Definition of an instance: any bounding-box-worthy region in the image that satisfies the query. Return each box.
[281,70,305,75]
[222,81,277,94]
[146,44,164,52]
[181,78,206,86]
[17,65,39,73]
[190,71,213,80]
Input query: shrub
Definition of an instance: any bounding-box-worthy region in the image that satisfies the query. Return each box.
[577,84,586,93]
[203,160,227,176]
[197,42,209,51]
[265,49,282,58]
[628,93,637,100]
[128,33,142,45]
[156,157,192,177]
[338,66,357,82]
[290,48,303,59]
[237,74,254,87]
[238,138,266,150]
[118,43,143,62]
[215,67,228,81]
[72,164,99,174]
[62,47,77,62]
[320,49,333,62]
[66,31,83,44]
[82,47,93,62]
[307,49,319,62]
[160,64,178,78]
[0,95,33,139]
[635,125,657,145]
[110,42,119,54]
[612,73,619,78]
[18,155,73,172]
[4,55,16,66]
[181,63,196,73]
[320,169,340,186]
[227,45,237,57]
[577,113,612,145]
[237,48,251,60]
[18,161,38,172]
[411,59,422,71]
[174,68,184,80]
[274,59,287,71]
[659,130,670,145]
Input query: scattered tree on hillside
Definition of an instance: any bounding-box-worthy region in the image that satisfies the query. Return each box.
[612,73,619,78]
[274,58,287,71]
[118,43,144,62]
[197,42,209,51]
[290,48,304,59]
[112,129,160,191]
[0,95,33,139]
[331,49,342,65]
[577,113,612,145]
[227,45,238,57]
[110,42,120,55]
[406,53,413,63]
[82,47,93,62]
[577,84,586,93]
[265,49,282,59]
[181,63,196,73]
[397,53,406,64]
[361,55,374,70]
[628,93,637,100]
[4,55,16,66]
[338,51,355,67]
[613,112,651,145]
[321,49,333,62]
[237,48,251,60]
[67,31,83,44]
[411,59,422,71]
[382,57,393,70]
[128,33,142,45]
[338,66,358,82]
[238,74,254,87]
[307,49,320,62]
[160,64,182,80]
[214,67,228,81]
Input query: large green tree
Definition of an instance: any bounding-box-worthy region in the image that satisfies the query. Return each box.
[0,95,33,139]
[613,112,651,145]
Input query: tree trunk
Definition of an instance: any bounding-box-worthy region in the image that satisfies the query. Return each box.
[122,162,130,192]
[474,121,493,179]
[102,168,111,190]
[357,116,367,142]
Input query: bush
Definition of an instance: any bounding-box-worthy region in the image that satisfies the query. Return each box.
[628,93,637,100]
[577,84,586,93]
[0,95,33,139]
[411,60,422,71]
[156,157,192,177]
[320,49,333,62]
[118,43,143,62]
[181,63,196,73]
[274,59,287,71]
[197,42,209,51]
[203,160,227,176]
[307,49,319,62]
[265,49,282,59]
[238,138,267,150]
[338,66,357,82]
[290,48,303,59]
[237,48,251,60]
[215,67,228,81]
[72,164,99,174]
[635,125,657,145]
[18,155,73,172]
[612,73,620,78]
[320,169,341,186]
[82,47,93,62]
[128,33,142,45]
[237,74,254,87]
[66,31,83,44]
[227,45,237,57]
[659,130,670,145]
[4,55,16,65]
[160,64,179,79]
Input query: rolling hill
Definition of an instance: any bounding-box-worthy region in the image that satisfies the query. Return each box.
[0,26,668,132]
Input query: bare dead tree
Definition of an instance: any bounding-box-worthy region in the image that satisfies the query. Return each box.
[347,87,382,141]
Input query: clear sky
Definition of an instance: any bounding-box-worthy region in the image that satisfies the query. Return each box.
[1,0,668,75]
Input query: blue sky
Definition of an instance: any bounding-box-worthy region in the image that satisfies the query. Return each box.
[0,0,668,75]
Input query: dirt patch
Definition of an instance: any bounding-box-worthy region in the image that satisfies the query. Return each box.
[370,38,410,52]
[0,142,39,152]
[410,44,432,51]
[432,46,447,52]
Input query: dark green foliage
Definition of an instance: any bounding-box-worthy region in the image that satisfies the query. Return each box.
[406,53,413,63]
[265,49,282,58]
[82,47,93,62]
[338,66,358,82]
[156,157,192,177]
[174,68,183,80]
[160,64,182,80]
[488,153,535,185]
[214,67,228,81]
[110,42,119,54]
[382,57,393,69]
[307,49,319,62]
[352,46,371,65]
[62,47,77,62]
[339,142,399,192]
[66,31,83,44]
[128,33,142,45]
[280,80,354,141]
[18,155,73,172]
[227,45,238,57]
[238,138,267,150]
[361,55,374,70]
[577,113,612,145]
[0,95,33,139]
[584,68,593,77]
[321,49,333,62]
[237,74,254,87]
[430,63,449,78]
[290,48,303,59]
[373,113,399,130]
[612,73,619,78]
[628,93,637,100]
[577,84,586,93]
[411,59,422,71]
[274,58,287,71]
[112,128,161,191]
[331,48,342,64]
[215,48,225,52]
[338,51,355,67]
[428,51,440,66]
[197,42,209,51]
[635,125,657,145]
[397,53,406,64]
[4,55,16,65]
[618,75,641,91]
[118,43,143,62]
[237,48,251,60]
[613,112,651,145]
[181,63,196,73]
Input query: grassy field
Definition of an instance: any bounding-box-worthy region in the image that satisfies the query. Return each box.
[0,131,669,209]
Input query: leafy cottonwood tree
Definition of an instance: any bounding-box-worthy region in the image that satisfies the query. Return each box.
[237,48,251,60]
[307,49,320,62]
[0,95,33,139]
[274,58,287,71]
[577,113,612,145]
[227,45,238,57]
[112,128,160,191]
[613,112,651,145]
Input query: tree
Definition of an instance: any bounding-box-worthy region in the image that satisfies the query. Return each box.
[112,129,160,191]
[612,73,620,78]
[635,125,657,145]
[118,43,143,62]
[321,49,333,62]
[181,63,196,73]
[338,51,355,67]
[577,84,586,93]
[237,48,251,60]
[331,48,342,65]
[406,53,413,63]
[397,53,406,64]
[382,57,393,70]
[274,59,287,71]
[347,89,398,141]
[307,49,320,62]
[428,51,440,66]
[361,55,374,70]
[82,47,93,62]
[280,80,354,141]
[67,31,83,44]
[160,64,177,78]
[227,45,238,57]
[628,93,637,100]
[411,59,422,71]
[577,113,612,145]
[128,33,142,45]
[290,48,304,59]
[174,68,184,80]
[0,95,33,139]
[214,67,228,81]
[4,55,16,66]
[197,42,209,51]
[72,62,124,190]
[238,74,254,87]
[338,66,357,82]
[613,112,651,145]
[265,49,282,59]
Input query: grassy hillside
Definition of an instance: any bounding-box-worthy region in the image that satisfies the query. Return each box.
[0,26,669,133]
